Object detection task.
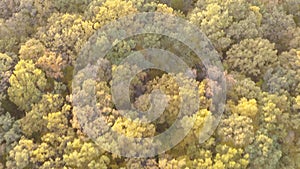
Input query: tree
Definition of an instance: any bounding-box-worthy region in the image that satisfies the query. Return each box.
[36,51,66,79]
[88,0,137,30]
[1,0,300,168]
[20,94,64,138]
[38,0,92,14]
[213,144,249,169]
[231,97,258,118]
[0,22,22,54]
[260,6,296,51]
[37,13,94,65]
[63,139,110,169]
[282,0,300,26]
[226,73,262,102]
[189,0,262,53]
[0,53,14,98]
[217,113,254,147]
[158,154,187,169]
[263,66,300,96]
[8,60,47,111]
[263,49,300,96]
[225,38,278,81]
[0,3,38,54]
[0,0,20,19]
[189,3,233,53]
[161,0,193,13]
[7,104,76,169]
[6,137,35,169]
[246,130,282,169]
[0,113,21,167]
[227,5,262,43]
[125,157,159,169]
[19,38,45,62]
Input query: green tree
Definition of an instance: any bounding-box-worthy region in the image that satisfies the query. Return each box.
[19,38,45,62]
[88,0,137,30]
[213,144,249,169]
[226,73,262,102]
[0,0,20,19]
[260,6,296,51]
[246,130,282,169]
[158,154,187,169]
[0,53,14,100]
[40,0,92,14]
[225,38,278,81]
[6,137,35,169]
[0,113,21,167]
[63,139,110,169]
[0,3,37,54]
[37,13,94,64]
[217,114,254,147]
[263,49,300,96]
[282,0,300,26]
[189,3,233,53]
[20,94,64,138]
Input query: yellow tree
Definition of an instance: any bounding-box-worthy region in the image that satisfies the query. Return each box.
[8,60,47,111]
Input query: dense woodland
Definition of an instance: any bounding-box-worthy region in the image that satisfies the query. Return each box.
[0,0,300,168]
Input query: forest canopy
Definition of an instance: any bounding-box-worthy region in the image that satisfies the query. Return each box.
[0,0,299,168]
